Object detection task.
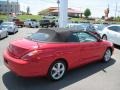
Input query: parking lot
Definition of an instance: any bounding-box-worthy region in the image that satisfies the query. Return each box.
[0,27,120,90]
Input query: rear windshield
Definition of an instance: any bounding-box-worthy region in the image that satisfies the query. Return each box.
[26,33,50,42]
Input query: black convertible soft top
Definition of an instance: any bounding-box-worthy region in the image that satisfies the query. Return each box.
[36,28,85,42]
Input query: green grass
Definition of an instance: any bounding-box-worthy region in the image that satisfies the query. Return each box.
[0,15,120,24]
[0,15,42,21]
[70,18,96,23]
[17,15,42,21]
[0,15,8,21]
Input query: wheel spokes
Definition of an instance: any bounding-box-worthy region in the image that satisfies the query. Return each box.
[51,62,65,80]
[105,50,111,61]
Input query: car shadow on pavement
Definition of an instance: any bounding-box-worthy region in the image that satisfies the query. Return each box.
[114,44,120,50]
[2,58,116,90]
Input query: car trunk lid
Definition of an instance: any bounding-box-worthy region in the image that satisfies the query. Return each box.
[7,39,39,58]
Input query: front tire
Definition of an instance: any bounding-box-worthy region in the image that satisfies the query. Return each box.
[48,60,66,81]
[103,49,112,62]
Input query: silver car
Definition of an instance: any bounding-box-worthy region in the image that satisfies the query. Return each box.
[93,24,108,38]
[66,23,100,37]
[102,24,120,45]
[0,26,8,39]
[24,19,39,28]
[1,22,18,34]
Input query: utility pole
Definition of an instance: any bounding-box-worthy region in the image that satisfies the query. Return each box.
[57,0,60,27]
[7,0,9,21]
[115,2,118,19]
[16,0,18,15]
[59,0,68,28]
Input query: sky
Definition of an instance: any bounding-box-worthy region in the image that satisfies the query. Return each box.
[1,0,120,17]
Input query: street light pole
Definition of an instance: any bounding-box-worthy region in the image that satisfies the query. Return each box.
[16,0,18,15]
[115,2,118,19]
[57,0,60,27]
[59,0,68,28]
[7,0,9,21]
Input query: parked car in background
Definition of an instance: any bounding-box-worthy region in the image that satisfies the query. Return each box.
[53,19,58,27]
[12,18,24,27]
[40,19,58,28]
[0,26,8,39]
[1,22,18,34]
[66,23,100,37]
[3,28,114,81]
[93,24,108,38]
[24,19,39,28]
[102,24,120,45]
[39,19,51,28]
[66,23,84,30]
[42,16,56,19]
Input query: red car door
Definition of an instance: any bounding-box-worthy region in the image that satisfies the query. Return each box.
[66,32,105,67]
[77,32,105,64]
[79,42,104,63]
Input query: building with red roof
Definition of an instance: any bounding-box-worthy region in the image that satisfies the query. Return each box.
[39,7,83,18]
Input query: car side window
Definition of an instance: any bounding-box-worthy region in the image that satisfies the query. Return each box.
[67,33,80,42]
[67,32,97,42]
[77,32,97,42]
[108,26,118,32]
[117,26,120,33]
[108,26,120,33]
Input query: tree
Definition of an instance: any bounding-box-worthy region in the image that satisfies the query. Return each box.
[84,8,91,18]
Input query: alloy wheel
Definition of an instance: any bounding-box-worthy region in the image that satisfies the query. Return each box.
[104,49,111,62]
[49,61,66,80]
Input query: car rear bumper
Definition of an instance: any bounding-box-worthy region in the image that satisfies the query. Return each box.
[3,50,48,77]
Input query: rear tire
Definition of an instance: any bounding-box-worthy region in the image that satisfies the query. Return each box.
[48,60,66,81]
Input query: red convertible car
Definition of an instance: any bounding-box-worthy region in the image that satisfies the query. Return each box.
[3,28,114,80]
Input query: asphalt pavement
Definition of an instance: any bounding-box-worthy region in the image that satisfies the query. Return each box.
[0,28,120,90]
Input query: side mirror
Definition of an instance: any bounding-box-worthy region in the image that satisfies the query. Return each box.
[98,38,102,42]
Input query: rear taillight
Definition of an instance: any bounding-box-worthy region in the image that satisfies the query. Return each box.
[21,50,39,61]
